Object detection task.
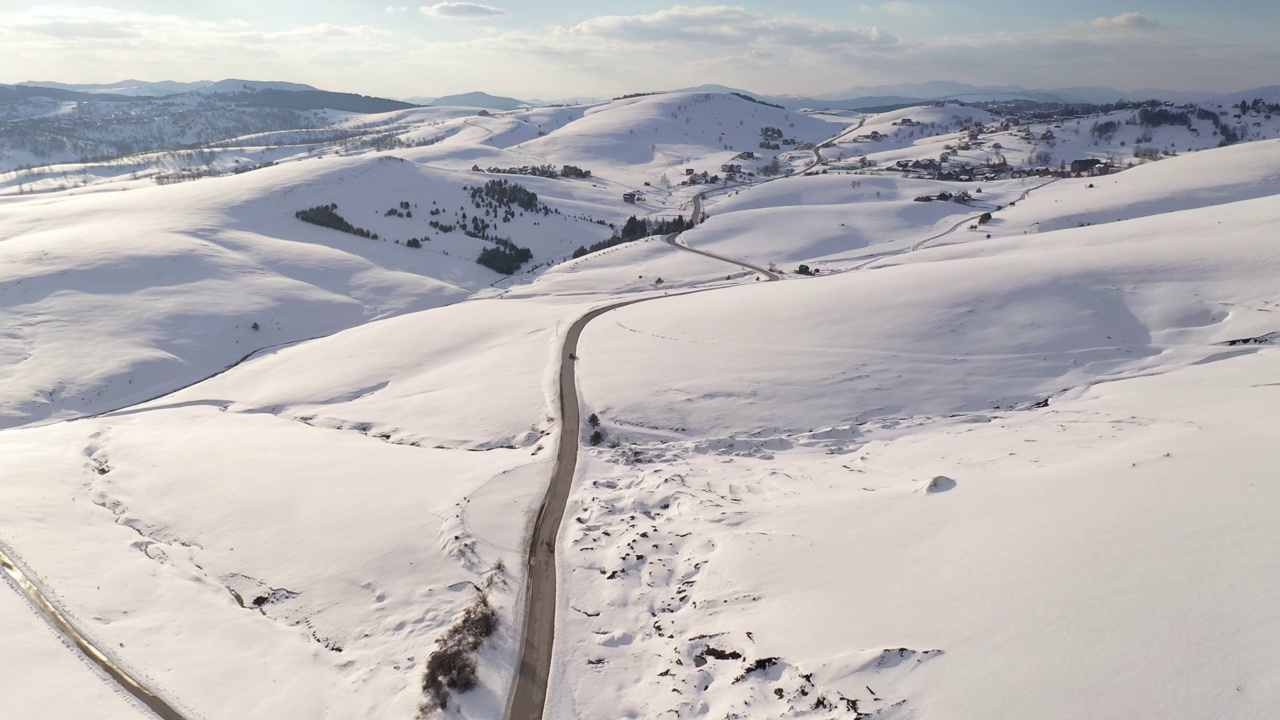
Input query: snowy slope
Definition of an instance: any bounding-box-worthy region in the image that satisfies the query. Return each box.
[546,139,1280,719]
[948,139,1280,240]
[0,585,145,720]
[690,173,1031,269]
[0,151,631,428]
[0,224,727,719]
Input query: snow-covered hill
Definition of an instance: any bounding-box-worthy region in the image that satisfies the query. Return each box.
[3,88,1280,720]
[0,151,635,428]
[548,139,1280,720]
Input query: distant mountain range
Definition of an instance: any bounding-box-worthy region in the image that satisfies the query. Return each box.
[401,92,529,110]
[9,78,1268,116]
[3,81,417,114]
[18,79,320,97]
[671,82,1217,110]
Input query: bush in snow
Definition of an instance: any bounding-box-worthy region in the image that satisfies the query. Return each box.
[418,594,498,716]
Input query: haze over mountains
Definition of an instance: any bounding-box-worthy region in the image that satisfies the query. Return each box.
[7,77,1242,111]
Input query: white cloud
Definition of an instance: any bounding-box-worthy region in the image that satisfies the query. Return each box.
[0,4,1274,101]
[0,6,398,91]
[1090,12,1161,30]
[863,2,935,18]
[569,6,894,48]
[421,2,507,18]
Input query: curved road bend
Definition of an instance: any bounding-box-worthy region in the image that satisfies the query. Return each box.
[1,547,189,720]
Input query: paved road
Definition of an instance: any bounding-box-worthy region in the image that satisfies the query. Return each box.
[0,332,343,719]
[1,547,190,720]
[504,227,786,720]
[505,116,874,720]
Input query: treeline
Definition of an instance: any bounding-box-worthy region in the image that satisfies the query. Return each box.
[295,204,378,240]
[1137,107,1191,128]
[732,92,783,109]
[476,238,533,274]
[572,215,692,258]
[474,164,592,179]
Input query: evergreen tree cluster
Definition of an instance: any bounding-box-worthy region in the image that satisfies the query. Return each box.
[465,215,494,240]
[1089,120,1120,141]
[1137,107,1192,129]
[474,164,592,179]
[476,237,533,274]
[572,215,692,259]
[468,179,548,214]
[1195,108,1242,145]
[384,200,413,218]
[294,204,378,240]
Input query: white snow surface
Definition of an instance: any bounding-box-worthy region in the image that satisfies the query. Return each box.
[546,139,1280,719]
[3,92,1280,720]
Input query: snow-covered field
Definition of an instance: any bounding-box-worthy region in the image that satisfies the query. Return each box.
[3,89,1280,720]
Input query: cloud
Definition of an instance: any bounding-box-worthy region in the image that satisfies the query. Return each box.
[861,2,934,18]
[422,2,507,18]
[569,6,894,48]
[1090,12,1161,30]
[0,3,1274,102]
[0,6,400,90]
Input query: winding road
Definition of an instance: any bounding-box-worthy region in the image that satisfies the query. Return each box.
[504,233,778,719]
[503,116,1071,720]
[505,118,871,720]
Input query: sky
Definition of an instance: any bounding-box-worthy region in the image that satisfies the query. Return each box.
[1,1,1277,100]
